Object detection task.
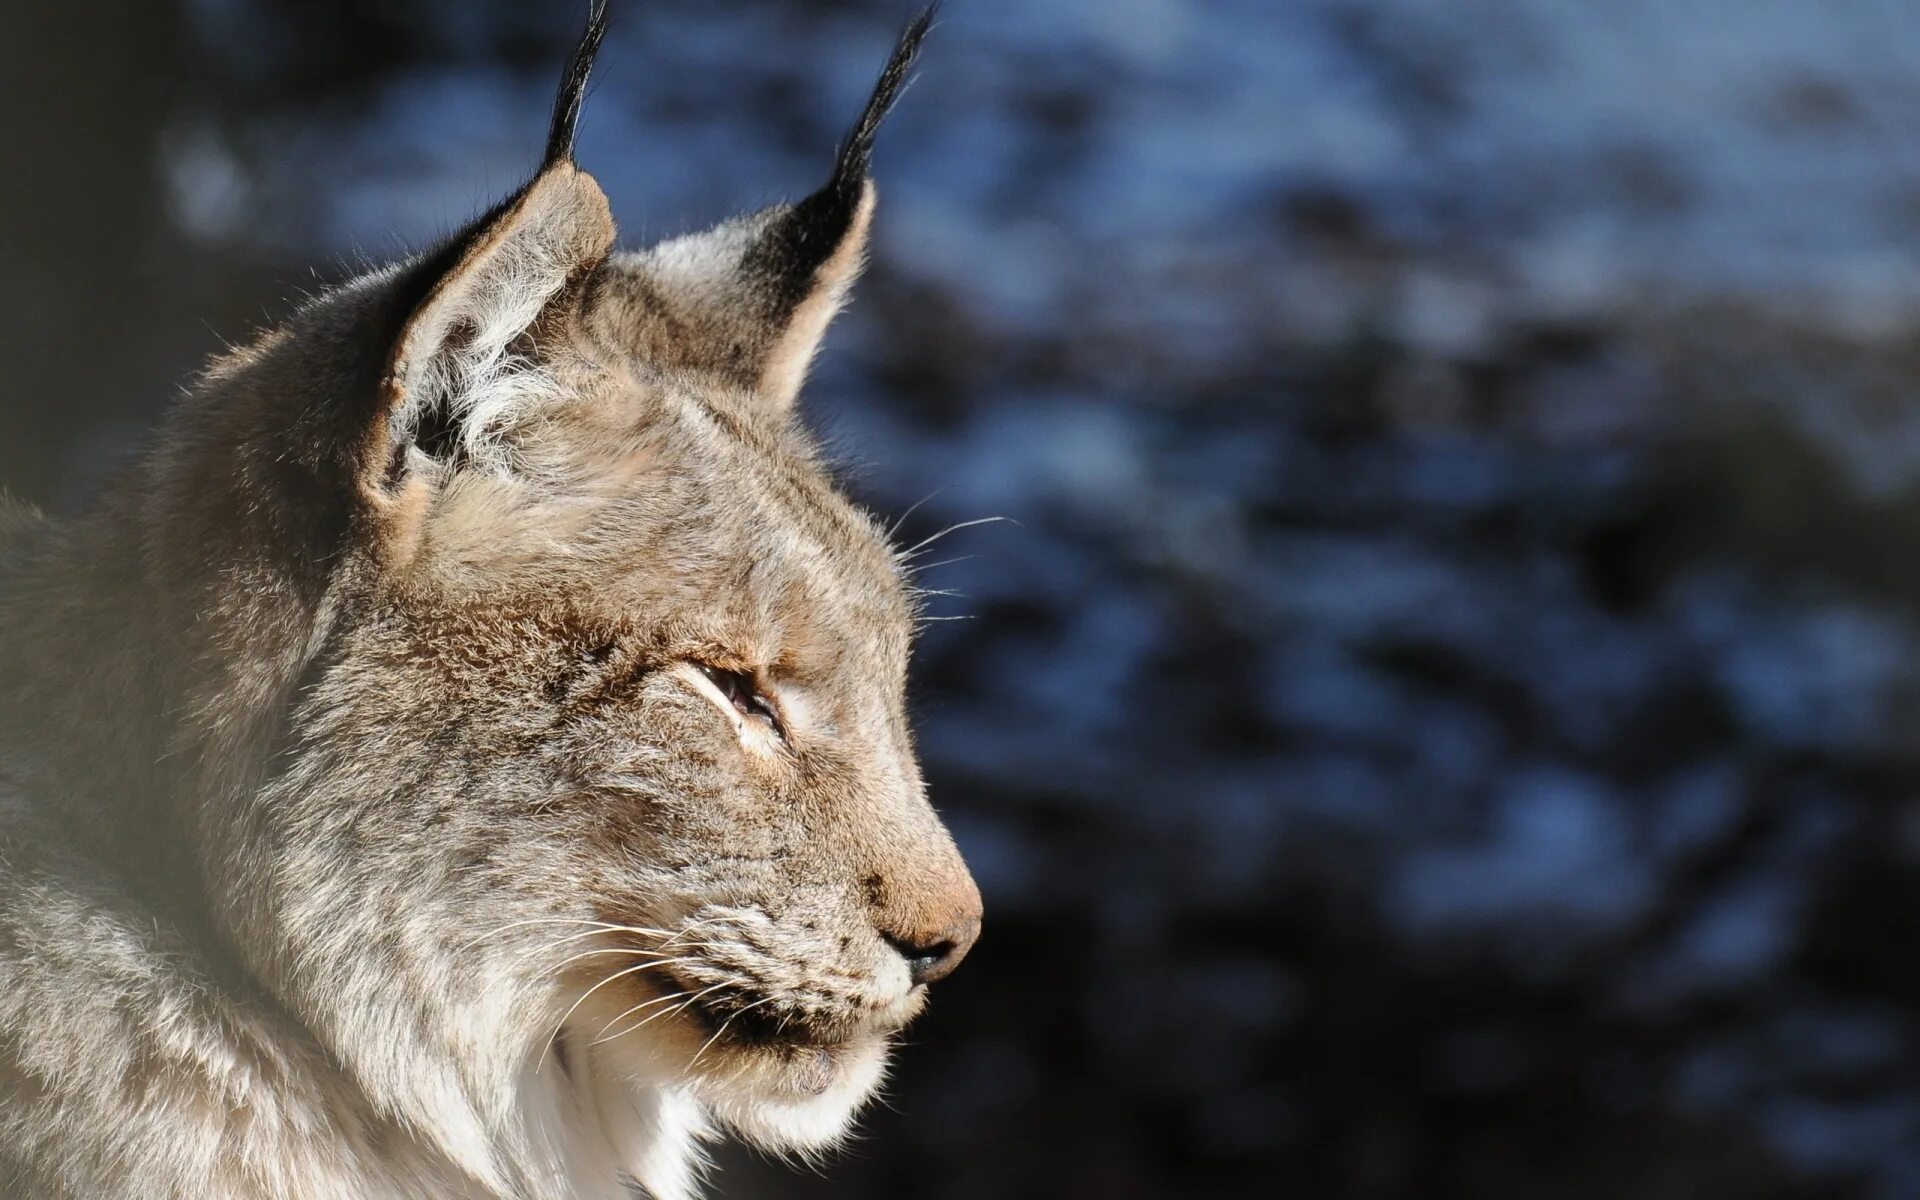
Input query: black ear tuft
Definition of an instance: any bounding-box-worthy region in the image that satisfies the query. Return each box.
[829,3,937,200]
[546,0,611,169]
[738,3,936,318]
[764,3,936,267]
[583,5,936,410]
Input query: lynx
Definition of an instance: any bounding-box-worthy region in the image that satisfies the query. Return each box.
[0,4,982,1198]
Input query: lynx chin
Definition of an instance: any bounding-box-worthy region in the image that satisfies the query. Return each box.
[0,4,983,1197]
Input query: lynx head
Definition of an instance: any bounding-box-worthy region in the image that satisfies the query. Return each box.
[148,4,978,1195]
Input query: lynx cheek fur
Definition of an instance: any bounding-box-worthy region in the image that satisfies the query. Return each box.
[0,5,983,1198]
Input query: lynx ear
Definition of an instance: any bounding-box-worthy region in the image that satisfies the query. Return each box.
[588,5,934,410]
[372,1,615,487]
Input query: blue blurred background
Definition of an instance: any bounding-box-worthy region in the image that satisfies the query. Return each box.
[10,0,1920,1195]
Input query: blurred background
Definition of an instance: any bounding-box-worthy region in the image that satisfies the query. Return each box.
[10,0,1920,1195]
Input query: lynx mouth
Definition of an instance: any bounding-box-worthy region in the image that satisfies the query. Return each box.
[570,959,899,1147]
[670,976,862,1054]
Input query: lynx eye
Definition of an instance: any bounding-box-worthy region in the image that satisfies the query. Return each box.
[696,663,786,742]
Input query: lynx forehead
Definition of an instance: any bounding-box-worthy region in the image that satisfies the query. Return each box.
[0,5,980,1200]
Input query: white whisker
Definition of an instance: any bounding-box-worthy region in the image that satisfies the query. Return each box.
[886,488,947,541]
[896,516,1010,561]
[593,982,731,1046]
[543,943,701,977]
[687,995,777,1070]
[457,917,692,961]
[903,554,980,576]
[537,956,701,1073]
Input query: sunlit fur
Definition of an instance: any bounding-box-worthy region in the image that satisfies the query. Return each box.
[0,12,977,1200]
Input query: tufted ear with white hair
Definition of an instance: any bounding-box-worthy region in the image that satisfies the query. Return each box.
[583,6,934,411]
[369,1,616,490]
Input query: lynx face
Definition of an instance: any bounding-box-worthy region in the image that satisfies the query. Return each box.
[152,6,978,1190]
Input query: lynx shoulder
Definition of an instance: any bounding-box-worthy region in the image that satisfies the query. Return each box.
[0,5,980,1198]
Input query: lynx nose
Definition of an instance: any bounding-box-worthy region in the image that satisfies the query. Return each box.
[882,913,981,986]
[861,810,984,986]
